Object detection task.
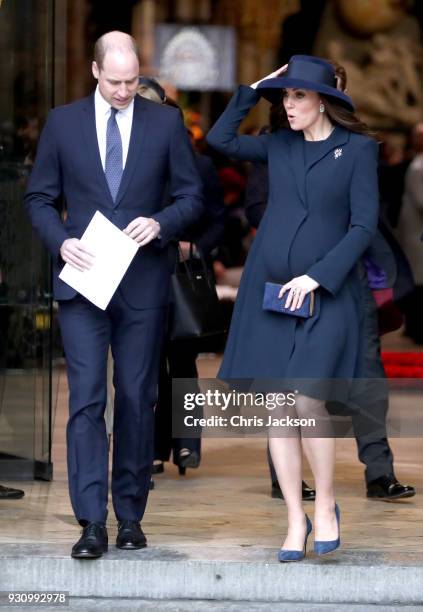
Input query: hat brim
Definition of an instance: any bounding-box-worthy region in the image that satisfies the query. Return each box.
[256,77,355,112]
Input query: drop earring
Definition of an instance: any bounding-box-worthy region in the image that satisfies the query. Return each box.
[319,103,325,113]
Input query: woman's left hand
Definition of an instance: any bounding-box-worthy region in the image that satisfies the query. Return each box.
[278,275,319,311]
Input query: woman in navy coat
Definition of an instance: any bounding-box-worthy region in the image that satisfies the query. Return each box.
[206,56,379,561]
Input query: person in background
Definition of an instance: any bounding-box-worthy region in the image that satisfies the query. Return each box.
[137,76,167,104]
[396,123,423,345]
[217,166,249,266]
[378,134,411,228]
[137,79,225,476]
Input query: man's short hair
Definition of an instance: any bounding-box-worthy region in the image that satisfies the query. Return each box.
[94,31,140,70]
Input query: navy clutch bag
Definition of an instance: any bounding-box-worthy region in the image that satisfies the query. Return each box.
[263,282,315,318]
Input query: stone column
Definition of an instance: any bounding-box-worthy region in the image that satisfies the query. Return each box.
[132,0,157,74]
[67,0,92,101]
[197,0,211,21]
[54,0,68,106]
[175,0,195,22]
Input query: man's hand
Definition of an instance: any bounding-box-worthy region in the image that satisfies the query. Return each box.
[278,275,319,311]
[60,238,94,272]
[123,217,161,246]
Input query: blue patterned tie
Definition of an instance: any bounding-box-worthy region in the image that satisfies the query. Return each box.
[105,107,123,202]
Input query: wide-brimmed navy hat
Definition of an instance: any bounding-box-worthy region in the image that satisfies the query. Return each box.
[256,55,354,111]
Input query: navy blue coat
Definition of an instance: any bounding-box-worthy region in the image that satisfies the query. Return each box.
[245,160,414,302]
[24,93,204,309]
[207,86,379,400]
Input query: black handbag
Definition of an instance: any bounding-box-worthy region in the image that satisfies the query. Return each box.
[169,244,226,341]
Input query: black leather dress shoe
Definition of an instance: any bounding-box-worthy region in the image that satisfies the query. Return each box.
[116,521,147,550]
[0,484,25,499]
[271,480,316,501]
[367,474,416,501]
[71,522,108,559]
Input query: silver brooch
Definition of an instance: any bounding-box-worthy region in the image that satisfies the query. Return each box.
[334,148,343,159]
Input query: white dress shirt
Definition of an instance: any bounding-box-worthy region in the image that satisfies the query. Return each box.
[94,86,134,171]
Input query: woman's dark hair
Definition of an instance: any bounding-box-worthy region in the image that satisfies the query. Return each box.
[269,58,377,139]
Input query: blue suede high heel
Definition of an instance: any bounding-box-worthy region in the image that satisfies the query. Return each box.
[314,503,341,555]
[278,515,312,562]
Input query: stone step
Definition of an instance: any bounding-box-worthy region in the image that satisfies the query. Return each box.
[8,599,423,612]
[1,544,423,606]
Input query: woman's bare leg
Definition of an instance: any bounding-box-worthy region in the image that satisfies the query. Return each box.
[296,394,338,541]
[268,425,307,550]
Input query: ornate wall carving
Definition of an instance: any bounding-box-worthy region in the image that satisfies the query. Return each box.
[314,0,423,128]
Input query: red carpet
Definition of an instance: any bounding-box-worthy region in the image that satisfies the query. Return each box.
[382,352,423,378]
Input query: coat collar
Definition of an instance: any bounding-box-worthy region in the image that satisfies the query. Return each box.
[80,94,149,208]
[288,126,350,206]
[303,125,350,171]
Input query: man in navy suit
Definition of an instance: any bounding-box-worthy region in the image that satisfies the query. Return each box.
[24,31,203,558]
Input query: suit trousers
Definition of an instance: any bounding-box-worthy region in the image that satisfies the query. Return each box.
[58,290,166,525]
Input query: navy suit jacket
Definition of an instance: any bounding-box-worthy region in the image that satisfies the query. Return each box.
[24,93,204,309]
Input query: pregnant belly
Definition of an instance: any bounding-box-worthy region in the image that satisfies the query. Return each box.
[288,232,324,277]
[259,222,325,281]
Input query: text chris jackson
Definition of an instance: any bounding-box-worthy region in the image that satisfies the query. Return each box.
[184,415,316,428]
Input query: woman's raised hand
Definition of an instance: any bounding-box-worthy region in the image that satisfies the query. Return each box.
[250,64,288,90]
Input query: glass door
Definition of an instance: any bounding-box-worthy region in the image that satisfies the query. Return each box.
[0,0,59,480]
